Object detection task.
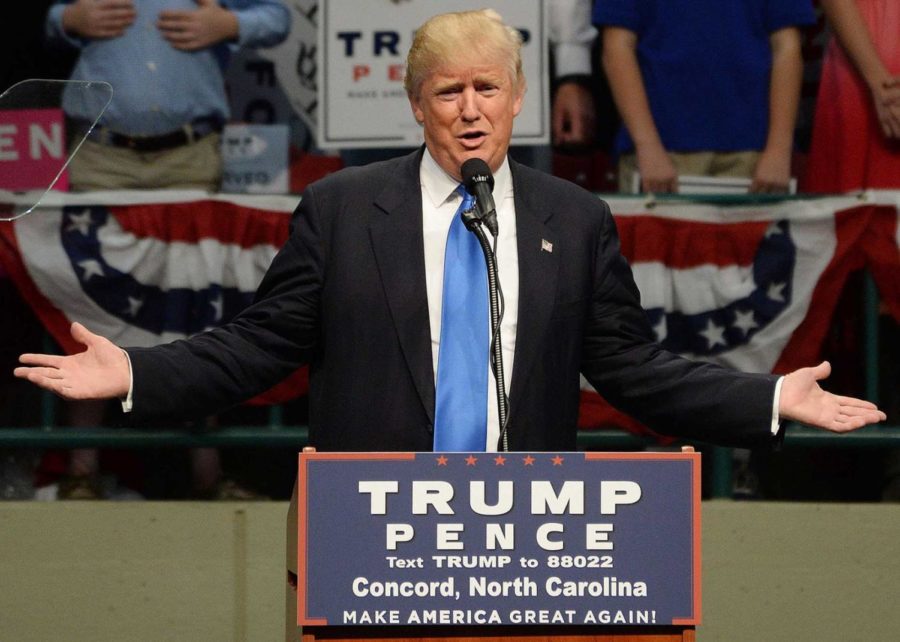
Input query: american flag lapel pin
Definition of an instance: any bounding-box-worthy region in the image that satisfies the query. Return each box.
[541,239,553,253]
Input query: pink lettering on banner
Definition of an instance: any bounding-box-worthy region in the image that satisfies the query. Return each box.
[0,108,69,192]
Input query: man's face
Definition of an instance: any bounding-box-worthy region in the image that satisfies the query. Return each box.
[409,63,523,180]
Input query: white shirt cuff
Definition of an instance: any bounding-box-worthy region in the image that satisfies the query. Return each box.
[548,0,597,77]
[120,349,134,413]
[770,376,784,436]
[553,42,594,78]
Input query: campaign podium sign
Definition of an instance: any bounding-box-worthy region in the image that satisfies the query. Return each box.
[296,451,701,631]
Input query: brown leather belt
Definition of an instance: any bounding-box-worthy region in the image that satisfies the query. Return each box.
[83,117,224,153]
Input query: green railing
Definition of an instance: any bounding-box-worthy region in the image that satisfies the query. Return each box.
[2,423,899,500]
[1,269,896,499]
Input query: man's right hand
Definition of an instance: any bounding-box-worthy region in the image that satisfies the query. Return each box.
[63,0,136,40]
[15,322,130,401]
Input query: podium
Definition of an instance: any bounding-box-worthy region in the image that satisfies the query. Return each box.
[287,449,699,642]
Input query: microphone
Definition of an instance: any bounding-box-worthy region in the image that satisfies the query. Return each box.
[461,158,498,237]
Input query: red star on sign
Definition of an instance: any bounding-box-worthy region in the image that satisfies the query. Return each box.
[494,455,506,466]
[436,455,448,466]
[522,455,535,466]
[465,455,478,466]
[551,455,564,466]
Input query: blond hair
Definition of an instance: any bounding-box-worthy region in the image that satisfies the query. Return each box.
[404,9,526,98]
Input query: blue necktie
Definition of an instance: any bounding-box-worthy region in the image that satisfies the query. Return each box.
[433,185,489,451]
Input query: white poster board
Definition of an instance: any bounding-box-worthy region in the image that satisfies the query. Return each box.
[317,0,548,149]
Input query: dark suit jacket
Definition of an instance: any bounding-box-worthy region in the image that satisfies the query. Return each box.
[127,148,778,451]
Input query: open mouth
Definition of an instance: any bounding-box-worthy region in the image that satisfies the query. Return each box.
[459,131,486,146]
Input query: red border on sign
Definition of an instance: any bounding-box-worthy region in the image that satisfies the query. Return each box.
[297,452,417,625]
[298,451,701,626]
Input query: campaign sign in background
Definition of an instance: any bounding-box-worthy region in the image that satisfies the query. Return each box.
[298,451,700,627]
[0,108,68,192]
[318,0,548,149]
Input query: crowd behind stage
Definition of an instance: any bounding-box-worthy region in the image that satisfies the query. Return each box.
[0,0,897,502]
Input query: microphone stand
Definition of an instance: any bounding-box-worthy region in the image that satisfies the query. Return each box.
[462,210,510,452]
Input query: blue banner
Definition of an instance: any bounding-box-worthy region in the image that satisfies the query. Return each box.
[297,451,700,627]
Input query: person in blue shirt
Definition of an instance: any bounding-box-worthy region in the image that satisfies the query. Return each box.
[46,0,290,191]
[593,0,814,194]
[42,0,289,500]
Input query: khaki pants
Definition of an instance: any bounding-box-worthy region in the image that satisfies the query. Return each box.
[617,150,760,193]
[67,133,222,192]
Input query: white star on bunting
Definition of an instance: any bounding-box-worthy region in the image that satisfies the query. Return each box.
[732,309,758,336]
[767,282,786,302]
[699,318,728,350]
[65,209,94,236]
[77,259,104,281]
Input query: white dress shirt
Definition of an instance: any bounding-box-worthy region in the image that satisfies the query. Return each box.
[420,150,519,451]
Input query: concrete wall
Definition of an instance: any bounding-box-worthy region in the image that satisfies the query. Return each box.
[1,500,897,641]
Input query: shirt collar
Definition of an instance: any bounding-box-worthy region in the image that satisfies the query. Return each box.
[420,148,512,208]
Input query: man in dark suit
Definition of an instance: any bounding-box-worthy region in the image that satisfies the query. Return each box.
[15,9,885,453]
[13,11,888,639]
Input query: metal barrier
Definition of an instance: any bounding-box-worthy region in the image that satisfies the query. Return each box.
[0,268,896,499]
[1,423,898,500]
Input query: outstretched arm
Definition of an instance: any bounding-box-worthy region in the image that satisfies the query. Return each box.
[779,361,886,432]
[15,322,130,401]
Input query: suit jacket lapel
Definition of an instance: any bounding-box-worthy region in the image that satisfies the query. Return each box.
[368,148,436,425]
[365,153,560,431]
[508,160,559,419]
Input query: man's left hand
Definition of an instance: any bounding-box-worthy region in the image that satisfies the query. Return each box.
[779,361,887,432]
